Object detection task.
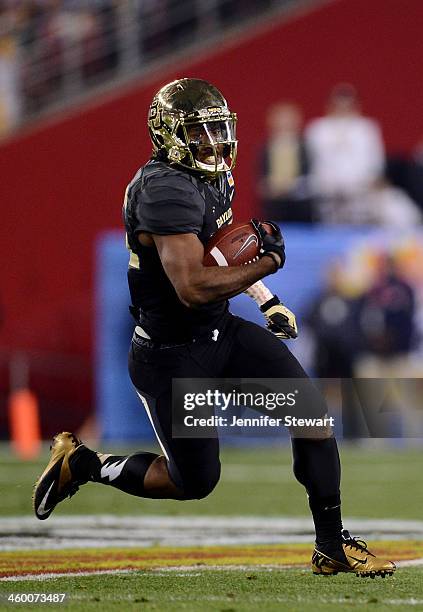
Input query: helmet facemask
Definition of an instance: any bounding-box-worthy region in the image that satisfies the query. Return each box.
[178,116,237,176]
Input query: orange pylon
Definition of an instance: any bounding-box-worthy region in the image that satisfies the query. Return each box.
[9,388,41,460]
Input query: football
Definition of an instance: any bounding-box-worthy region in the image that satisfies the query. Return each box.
[203,221,274,267]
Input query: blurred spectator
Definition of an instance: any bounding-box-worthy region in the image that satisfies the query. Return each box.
[305,262,360,378]
[168,0,197,50]
[361,178,422,228]
[21,1,120,111]
[219,0,273,26]
[404,139,423,213]
[0,0,291,130]
[0,7,22,135]
[258,102,312,222]
[383,136,423,217]
[78,3,119,82]
[138,0,169,59]
[356,255,416,365]
[94,2,119,76]
[305,83,385,223]
[20,2,64,113]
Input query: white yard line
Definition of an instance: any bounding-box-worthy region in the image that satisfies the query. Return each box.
[0,569,137,582]
[1,560,423,582]
[397,558,423,568]
[1,515,423,551]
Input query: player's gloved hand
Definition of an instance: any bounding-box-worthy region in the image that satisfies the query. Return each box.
[251,219,286,271]
[260,295,298,339]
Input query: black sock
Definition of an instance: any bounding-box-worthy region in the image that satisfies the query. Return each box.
[291,437,344,547]
[309,496,343,546]
[70,447,159,497]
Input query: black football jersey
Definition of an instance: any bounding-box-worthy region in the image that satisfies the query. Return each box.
[123,159,235,342]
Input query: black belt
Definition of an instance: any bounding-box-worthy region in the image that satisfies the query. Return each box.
[132,332,188,350]
[132,325,221,350]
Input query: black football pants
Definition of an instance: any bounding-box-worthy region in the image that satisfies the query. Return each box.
[128,312,337,500]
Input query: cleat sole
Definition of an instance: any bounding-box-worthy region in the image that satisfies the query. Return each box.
[355,569,395,578]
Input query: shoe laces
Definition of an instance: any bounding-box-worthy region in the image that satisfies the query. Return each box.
[342,529,368,553]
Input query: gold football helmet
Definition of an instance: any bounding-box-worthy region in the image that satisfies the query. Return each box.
[148,78,237,177]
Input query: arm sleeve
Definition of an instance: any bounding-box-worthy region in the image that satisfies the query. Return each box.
[134,174,205,235]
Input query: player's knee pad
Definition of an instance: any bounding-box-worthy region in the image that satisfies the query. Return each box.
[180,461,221,500]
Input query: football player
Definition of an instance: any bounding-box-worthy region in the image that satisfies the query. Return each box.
[33,79,395,577]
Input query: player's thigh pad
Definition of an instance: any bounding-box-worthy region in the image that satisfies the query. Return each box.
[129,342,221,498]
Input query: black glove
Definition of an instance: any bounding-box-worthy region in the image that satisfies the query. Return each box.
[260,295,298,339]
[251,219,286,270]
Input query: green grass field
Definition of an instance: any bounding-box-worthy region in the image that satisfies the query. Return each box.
[0,568,422,611]
[1,443,422,519]
[1,442,422,611]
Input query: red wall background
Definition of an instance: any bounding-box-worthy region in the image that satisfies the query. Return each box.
[1,0,422,376]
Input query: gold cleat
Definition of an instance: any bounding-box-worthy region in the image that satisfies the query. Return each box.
[312,530,396,578]
[33,432,86,520]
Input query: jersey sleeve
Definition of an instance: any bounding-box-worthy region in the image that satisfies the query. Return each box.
[133,173,205,235]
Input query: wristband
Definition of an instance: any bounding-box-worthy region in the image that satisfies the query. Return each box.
[259,295,280,312]
[245,281,274,307]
